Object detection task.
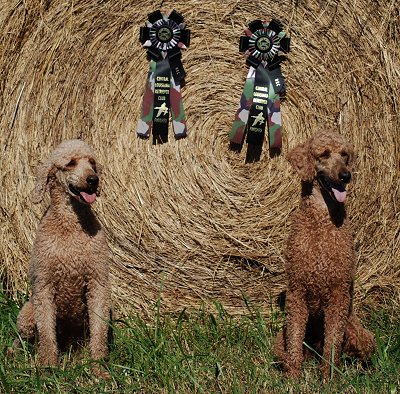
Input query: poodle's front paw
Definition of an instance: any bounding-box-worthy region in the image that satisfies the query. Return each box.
[321,363,336,381]
[38,348,58,366]
[283,362,301,379]
[92,365,111,380]
[6,347,15,358]
[284,369,301,379]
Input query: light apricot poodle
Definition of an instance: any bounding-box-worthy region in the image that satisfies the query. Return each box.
[9,140,111,373]
[274,131,375,379]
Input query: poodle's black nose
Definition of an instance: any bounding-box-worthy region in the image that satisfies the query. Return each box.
[86,175,99,187]
[339,171,351,184]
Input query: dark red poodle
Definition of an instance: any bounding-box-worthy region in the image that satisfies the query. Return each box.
[274,131,375,379]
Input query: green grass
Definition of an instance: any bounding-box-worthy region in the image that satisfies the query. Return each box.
[1,290,399,394]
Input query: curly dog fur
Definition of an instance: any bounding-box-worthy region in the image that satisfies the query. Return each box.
[274,131,375,379]
[9,140,111,373]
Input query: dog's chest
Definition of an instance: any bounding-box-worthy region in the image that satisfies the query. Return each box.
[33,224,107,284]
[286,214,356,286]
[52,270,87,318]
[33,227,107,318]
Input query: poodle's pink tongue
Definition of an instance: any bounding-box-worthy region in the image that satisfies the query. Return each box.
[80,192,97,204]
[332,187,347,203]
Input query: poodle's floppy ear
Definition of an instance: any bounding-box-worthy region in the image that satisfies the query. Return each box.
[287,140,315,182]
[31,159,56,204]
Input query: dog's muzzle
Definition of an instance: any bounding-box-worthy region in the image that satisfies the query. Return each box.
[317,172,350,203]
[68,180,98,205]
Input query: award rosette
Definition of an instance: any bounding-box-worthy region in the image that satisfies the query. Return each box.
[229,19,290,159]
[137,10,190,144]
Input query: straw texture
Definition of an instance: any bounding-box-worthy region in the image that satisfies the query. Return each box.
[1,0,399,316]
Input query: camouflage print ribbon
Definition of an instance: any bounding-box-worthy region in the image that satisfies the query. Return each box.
[229,19,290,159]
[137,10,190,144]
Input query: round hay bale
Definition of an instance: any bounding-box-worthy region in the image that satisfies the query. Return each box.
[1,0,399,316]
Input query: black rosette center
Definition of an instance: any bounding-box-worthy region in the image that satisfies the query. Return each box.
[150,19,181,51]
[249,28,280,61]
[156,26,173,43]
[255,35,272,53]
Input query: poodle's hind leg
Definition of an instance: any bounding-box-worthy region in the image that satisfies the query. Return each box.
[343,313,376,361]
[7,300,36,356]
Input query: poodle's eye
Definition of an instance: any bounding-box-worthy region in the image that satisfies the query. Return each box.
[319,150,330,159]
[89,158,97,171]
[65,159,76,168]
[340,151,349,164]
